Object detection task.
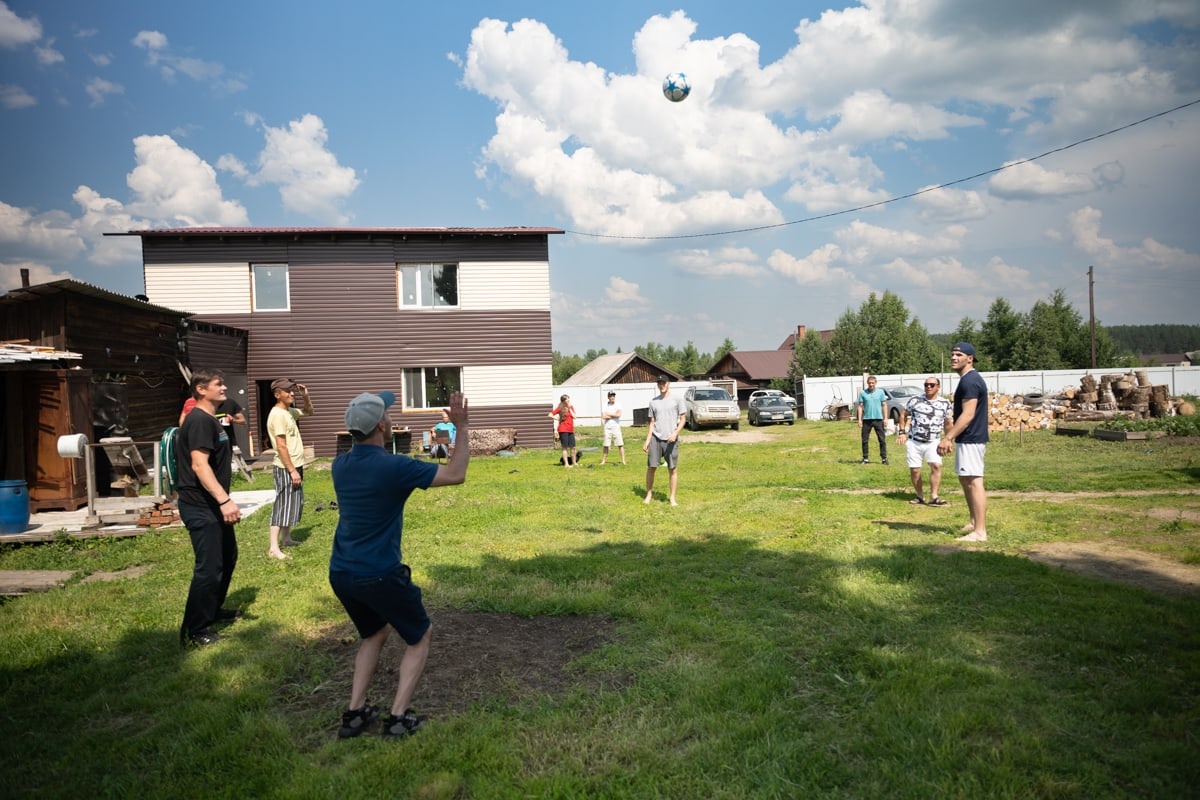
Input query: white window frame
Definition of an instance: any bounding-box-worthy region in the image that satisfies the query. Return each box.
[402,366,462,410]
[252,264,291,312]
[398,263,459,309]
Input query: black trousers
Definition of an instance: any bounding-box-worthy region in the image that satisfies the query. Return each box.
[179,501,238,640]
[861,419,887,460]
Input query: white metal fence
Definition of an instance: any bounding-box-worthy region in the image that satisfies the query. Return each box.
[799,366,1200,420]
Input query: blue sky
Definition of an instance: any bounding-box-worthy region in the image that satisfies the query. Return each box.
[2,1,1198,356]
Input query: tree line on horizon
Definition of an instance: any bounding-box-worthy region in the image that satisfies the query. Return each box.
[553,290,1198,385]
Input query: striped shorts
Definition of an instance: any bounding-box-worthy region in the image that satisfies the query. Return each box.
[270,465,304,527]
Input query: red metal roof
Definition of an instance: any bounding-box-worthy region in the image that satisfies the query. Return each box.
[110,226,563,238]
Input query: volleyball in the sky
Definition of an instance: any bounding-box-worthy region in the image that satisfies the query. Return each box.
[662,72,690,103]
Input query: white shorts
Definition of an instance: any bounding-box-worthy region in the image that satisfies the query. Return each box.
[604,426,624,447]
[905,437,942,469]
[954,443,986,477]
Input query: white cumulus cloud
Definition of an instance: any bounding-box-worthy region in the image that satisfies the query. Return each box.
[223,113,360,223]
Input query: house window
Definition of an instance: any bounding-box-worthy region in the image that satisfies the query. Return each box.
[399,264,458,308]
[252,264,290,311]
[402,367,461,409]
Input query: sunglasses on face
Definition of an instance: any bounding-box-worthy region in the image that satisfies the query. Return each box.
[924,383,938,387]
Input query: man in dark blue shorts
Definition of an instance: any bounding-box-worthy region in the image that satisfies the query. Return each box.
[329,389,470,739]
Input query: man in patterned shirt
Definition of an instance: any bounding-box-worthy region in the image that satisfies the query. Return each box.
[898,376,953,506]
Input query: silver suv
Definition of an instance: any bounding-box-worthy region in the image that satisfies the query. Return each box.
[684,386,740,431]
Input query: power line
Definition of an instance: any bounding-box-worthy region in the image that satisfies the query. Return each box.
[564,98,1200,241]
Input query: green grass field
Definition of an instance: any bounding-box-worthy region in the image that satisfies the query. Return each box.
[1,420,1197,799]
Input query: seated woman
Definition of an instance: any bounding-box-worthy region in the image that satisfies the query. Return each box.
[430,408,456,459]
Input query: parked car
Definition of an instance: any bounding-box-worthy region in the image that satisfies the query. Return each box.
[748,388,798,409]
[748,395,795,426]
[684,386,740,430]
[881,385,924,424]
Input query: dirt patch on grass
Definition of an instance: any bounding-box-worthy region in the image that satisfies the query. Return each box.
[685,427,779,444]
[300,610,625,728]
[1019,542,1200,598]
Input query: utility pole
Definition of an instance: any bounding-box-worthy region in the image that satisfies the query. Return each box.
[1088,265,1096,369]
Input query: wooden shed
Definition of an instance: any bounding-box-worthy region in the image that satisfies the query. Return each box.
[0,278,245,508]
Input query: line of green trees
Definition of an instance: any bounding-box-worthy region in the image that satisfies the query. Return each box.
[791,289,1128,378]
[552,291,1196,385]
[1106,324,1200,356]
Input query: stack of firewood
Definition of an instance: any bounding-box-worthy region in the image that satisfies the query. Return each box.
[987,394,1056,432]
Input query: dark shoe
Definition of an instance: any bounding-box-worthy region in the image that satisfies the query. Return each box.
[881,458,889,465]
[860,458,869,464]
[381,708,425,738]
[186,629,222,647]
[338,703,380,739]
[217,608,243,621]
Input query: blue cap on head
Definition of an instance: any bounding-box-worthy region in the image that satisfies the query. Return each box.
[344,390,396,435]
[952,342,975,357]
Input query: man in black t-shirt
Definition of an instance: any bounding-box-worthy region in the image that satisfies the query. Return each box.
[177,368,244,647]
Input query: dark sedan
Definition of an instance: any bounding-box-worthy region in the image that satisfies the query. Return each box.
[748,396,795,426]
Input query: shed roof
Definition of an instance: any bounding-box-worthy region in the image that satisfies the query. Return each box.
[708,350,793,381]
[0,278,188,316]
[561,352,682,386]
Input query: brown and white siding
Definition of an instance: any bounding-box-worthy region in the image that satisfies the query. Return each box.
[139,228,561,456]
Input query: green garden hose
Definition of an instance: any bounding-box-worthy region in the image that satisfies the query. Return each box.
[160,427,179,494]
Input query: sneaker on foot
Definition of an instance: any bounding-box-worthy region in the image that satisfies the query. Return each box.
[860,458,870,464]
[185,629,222,647]
[338,703,380,738]
[216,608,243,621]
[881,458,889,465]
[381,708,425,738]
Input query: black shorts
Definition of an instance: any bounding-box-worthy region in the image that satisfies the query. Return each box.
[329,564,430,646]
[558,432,576,448]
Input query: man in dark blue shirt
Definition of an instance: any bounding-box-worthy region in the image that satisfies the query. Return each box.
[938,343,989,541]
[329,389,470,739]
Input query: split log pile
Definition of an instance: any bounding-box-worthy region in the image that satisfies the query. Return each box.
[987,394,1056,432]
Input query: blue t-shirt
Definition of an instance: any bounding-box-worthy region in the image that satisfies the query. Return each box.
[858,388,886,420]
[433,420,456,444]
[329,444,439,576]
[953,370,990,444]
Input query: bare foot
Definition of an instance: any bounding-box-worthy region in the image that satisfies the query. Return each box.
[669,499,678,507]
[960,523,975,532]
[956,531,988,542]
[643,494,652,504]
[268,549,290,560]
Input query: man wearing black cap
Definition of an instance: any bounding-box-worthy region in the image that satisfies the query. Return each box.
[643,375,687,506]
[328,390,470,739]
[938,343,988,541]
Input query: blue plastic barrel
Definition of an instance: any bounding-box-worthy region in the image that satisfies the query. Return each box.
[0,479,30,534]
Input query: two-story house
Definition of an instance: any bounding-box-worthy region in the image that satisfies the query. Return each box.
[125,226,563,457]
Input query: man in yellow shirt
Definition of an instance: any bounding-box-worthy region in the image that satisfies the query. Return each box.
[267,378,314,559]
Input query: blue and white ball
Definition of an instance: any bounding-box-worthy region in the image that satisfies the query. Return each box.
[662,72,690,103]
